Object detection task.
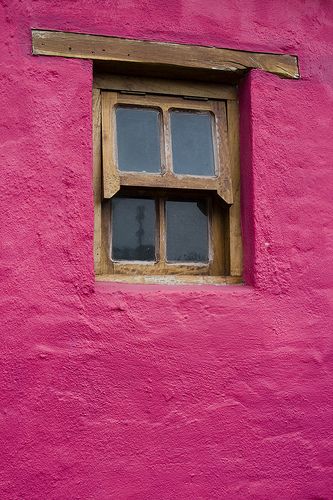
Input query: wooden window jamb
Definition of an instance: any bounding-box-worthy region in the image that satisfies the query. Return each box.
[95,76,242,283]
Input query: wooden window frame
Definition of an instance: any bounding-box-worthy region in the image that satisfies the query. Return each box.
[31,29,299,285]
[101,92,232,202]
[93,75,242,285]
[32,30,299,81]
[102,190,228,277]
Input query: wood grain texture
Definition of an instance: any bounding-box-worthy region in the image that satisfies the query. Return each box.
[227,100,243,277]
[112,262,210,276]
[96,274,243,285]
[32,30,300,80]
[115,92,218,110]
[92,88,102,274]
[213,101,233,204]
[119,173,218,191]
[101,91,120,198]
[210,198,226,276]
[94,74,237,100]
[100,200,112,275]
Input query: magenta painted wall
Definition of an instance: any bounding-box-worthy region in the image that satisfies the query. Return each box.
[1,1,333,498]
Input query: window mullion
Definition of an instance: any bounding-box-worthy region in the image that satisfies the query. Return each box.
[158,198,167,268]
[161,105,172,176]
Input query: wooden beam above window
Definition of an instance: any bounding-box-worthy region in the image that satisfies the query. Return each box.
[32,30,300,81]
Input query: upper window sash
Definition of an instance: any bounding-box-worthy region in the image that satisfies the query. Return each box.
[101,91,233,204]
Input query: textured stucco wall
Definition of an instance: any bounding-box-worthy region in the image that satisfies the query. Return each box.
[1,1,333,499]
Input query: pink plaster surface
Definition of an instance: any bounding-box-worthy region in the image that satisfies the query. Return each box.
[0,1,333,498]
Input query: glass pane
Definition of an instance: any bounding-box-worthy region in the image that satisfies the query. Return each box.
[112,197,156,261]
[170,111,215,176]
[166,200,209,262]
[116,107,161,173]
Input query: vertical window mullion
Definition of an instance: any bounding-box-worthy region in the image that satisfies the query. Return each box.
[161,106,172,176]
[158,198,166,269]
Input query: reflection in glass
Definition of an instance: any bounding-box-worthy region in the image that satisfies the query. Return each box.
[116,107,161,173]
[170,111,215,176]
[166,200,209,262]
[112,197,156,261]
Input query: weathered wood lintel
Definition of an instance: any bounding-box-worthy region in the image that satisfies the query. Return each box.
[32,30,300,80]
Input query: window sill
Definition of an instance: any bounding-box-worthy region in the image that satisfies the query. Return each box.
[95,274,243,286]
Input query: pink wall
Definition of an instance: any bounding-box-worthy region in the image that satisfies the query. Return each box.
[1,1,333,498]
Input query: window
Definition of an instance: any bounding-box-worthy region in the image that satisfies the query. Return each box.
[32,30,299,284]
[93,76,242,284]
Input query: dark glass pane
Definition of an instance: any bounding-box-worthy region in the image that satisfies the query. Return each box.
[116,107,161,173]
[166,200,209,262]
[112,197,156,261]
[170,111,215,176]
